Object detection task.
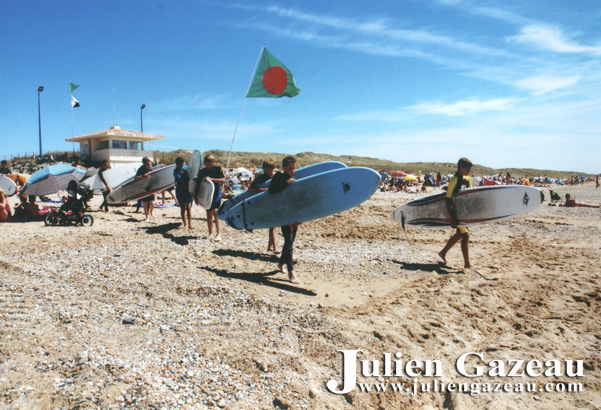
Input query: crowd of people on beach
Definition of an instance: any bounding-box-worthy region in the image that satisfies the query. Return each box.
[1,154,600,282]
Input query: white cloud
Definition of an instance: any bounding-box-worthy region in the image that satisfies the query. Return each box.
[510,25,601,55]
[513,75,581,95]
[259,6,515,58]
[152,94,232,112]
[408,98,515,116]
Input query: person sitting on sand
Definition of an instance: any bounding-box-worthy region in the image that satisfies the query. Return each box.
[438,158,475,269]
[564,194,600,208]
[13,195,28,219]
[195,154,225,242]
[14,195,48,220]
[268,156,300,284]
[174,157,193,229]
[72,155,82,169]
[249,159,278,255]
[0,189,11,222]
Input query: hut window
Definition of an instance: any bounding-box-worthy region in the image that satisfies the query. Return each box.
[112,140,127,149]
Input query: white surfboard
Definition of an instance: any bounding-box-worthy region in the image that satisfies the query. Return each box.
[225,167,380,230]
[187,150,202,187]
[84,164,140,191]
[392,185,544,229]
[108,165,176,203]
[191,178,215,209]
[0,175,17,196]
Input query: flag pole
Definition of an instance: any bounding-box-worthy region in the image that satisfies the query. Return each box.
[225,44,264,172]
[70,96,74,137]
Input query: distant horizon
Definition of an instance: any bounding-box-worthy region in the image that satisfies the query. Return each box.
[3,146,595,177]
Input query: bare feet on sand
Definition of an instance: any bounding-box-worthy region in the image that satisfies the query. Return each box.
[288,270,299,284]
[213,235,222,243]
[438,252,447,264]
[278,263,288,275]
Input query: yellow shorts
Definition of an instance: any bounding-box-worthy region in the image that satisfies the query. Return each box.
[457,226,469,235]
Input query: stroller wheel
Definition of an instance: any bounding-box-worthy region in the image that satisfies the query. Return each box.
[44,213,53,226]
[81,214,94,227]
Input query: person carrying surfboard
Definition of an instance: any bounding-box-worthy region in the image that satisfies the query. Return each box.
[268,156,300,284]
[98,160,111,213]
[438,158,475,269]
[195,154,226,242]
[174,157,193,229]
[135,157,156,222]
[249,159,279,255]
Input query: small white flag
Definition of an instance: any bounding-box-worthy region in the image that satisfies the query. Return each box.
[71,95,80,108]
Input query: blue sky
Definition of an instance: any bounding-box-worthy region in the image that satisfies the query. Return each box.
[1,0,599,173]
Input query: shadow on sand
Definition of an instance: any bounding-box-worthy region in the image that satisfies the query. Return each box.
[201,266,317,296]
[212,249,277,263]
[390,260,463,275]
[144,222,198,246]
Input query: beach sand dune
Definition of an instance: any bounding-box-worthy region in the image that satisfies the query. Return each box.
[1,184,599,409]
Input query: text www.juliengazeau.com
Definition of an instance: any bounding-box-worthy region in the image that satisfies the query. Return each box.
[357,380,583,395]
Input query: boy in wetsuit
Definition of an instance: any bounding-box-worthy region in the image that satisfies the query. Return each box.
[438,157,475,269]
[248,159,278,254]
[268,156,299,284]
[195,154,225,242]
[174,157,193,228]
[135,157,155,222]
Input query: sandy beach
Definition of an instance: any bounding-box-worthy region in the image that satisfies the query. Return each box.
[1,183,599,409]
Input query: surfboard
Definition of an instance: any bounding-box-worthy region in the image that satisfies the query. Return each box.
[225,167,380,230]
[186,150,202,184]
[84,164,140,191]
[108,165,176,203]
[391,185,544,229]
[186,150,204,206]
[217,161,348,220]
[0,175,17,196]
[193,179,215,209]
[5,173,28,185]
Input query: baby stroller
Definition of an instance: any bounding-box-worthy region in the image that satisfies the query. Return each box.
[549,189,562,203]
[44,180,94,227]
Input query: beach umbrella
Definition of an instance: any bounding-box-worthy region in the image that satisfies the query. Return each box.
[21,164,87,196]
[390,170,407,177]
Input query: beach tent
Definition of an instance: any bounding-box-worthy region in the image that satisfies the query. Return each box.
[20,164,87,196]
[390,170,407,177]
[233,167,253,179]
[404,175,418,181]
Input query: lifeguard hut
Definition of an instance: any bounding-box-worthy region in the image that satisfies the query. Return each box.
[65,125,164,167]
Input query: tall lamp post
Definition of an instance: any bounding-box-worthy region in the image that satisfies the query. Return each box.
[140,104,146,132]
[38,86,44,156]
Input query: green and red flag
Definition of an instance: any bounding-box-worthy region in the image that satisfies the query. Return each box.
[246,47,300,98]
